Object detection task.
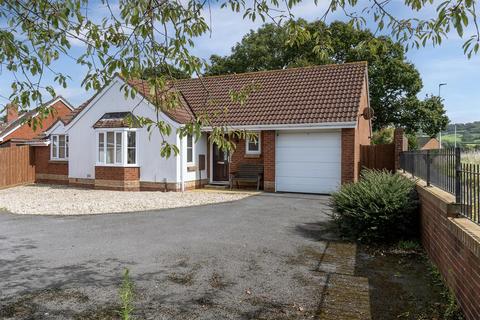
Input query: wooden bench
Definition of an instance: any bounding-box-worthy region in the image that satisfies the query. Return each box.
[230,164,264,190]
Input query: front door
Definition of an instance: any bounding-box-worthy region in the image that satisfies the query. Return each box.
[213,143,229,182]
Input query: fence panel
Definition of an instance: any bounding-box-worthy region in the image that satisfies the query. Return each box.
[0,146,35,189]
[360,144,395,171]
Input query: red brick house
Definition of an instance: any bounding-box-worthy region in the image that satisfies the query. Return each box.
[0,97,74,147]
[34,62,372,194]
[417,136,440,150]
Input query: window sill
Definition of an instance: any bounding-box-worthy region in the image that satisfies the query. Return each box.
[49,160,68,164]
[245,153,261,158]
[95,163,140,168]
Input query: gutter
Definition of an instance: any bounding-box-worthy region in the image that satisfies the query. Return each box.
[200,121,357,131]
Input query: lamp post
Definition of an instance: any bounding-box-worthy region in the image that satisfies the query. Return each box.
[438,83,447,97]
[438,83,447,149]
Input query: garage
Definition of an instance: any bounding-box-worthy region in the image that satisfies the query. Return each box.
[275,130,342,194]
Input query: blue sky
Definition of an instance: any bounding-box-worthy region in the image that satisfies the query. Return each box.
[0,0,479,124]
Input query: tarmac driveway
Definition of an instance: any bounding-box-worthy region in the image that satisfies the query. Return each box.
[0,193,373,319]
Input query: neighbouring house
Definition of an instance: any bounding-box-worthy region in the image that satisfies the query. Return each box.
[0,97,74,147]
[33,62,372,194]
[417,136,440,150]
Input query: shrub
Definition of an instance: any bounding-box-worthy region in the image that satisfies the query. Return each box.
[331,169,419,243]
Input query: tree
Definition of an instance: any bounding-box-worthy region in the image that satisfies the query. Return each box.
[0,0,476,155]
[371,128,394,145]
[206,20,448,134]
[142,63,190,80]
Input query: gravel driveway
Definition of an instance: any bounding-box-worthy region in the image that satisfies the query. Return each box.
[0,184,252,215]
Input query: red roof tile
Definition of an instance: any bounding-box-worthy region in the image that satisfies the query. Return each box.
[72,62,367,127]
[173,62,367,126]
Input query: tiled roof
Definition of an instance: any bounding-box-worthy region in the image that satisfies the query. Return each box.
[126,78,195,124]
[0,97,70,139]
[93,112,141,128]
[63,96,94,125]
[72,62,367,127]
[173,62,367,126]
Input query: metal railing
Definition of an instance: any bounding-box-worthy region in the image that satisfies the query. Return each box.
[400,148,480,225]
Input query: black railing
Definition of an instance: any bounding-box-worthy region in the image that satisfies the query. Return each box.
[400,148,480,225]
[460,163,480,224]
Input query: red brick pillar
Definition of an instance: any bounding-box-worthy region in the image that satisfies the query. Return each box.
[341,128,355,184]
[263,131,275,192]
[394,128,408,170]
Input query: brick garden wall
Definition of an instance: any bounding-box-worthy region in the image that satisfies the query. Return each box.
[416,181,480,320]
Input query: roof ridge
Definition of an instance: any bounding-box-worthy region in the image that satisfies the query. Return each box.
[175,61,368,82]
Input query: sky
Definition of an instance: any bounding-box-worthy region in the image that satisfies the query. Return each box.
[0,0,479,124]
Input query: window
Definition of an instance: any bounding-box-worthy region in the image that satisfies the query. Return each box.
[97,130,137,166]
[98,132,105,162]
[127,131,136,164]
[246,132,261,154]
[115,132,122,164]
[186,134,194,163]
[51,134,68,160]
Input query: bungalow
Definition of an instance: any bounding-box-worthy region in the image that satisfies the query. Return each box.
[34,62,372,194]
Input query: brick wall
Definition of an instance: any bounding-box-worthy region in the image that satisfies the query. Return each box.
[416,181,480,320]
[229,135,264,173]
[263,131,275,192]
[394,128,408,170]
[341,79,372,184]
[228,131,275,191]
[34,146,68,184]
[95,166,140,181]
[3,100,72,142]
[341,128,355,184]
[95,166,140,191]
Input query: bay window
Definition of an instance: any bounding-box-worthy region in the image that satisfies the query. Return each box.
[97,129,137,166]
[51,134,68,160]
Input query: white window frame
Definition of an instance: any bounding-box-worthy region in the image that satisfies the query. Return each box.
[246,131,261,155]
[50,134,69,160]
[186,134,194,164]
[95,128,138,167]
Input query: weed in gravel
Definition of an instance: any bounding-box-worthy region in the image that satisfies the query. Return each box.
[167,271,195,286]
[209,272,229,289]
[118,268,135,320]
[73,305,120,320]
[0,288,90,318]
[428,264,465,320]
[0,298,37,318]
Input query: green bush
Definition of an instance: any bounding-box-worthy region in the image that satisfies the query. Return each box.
[331,169,419,243]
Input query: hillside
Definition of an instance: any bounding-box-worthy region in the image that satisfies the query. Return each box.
[443,121,480,149]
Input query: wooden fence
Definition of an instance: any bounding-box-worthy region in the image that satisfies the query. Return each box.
[360,143,395,171]
[0,146,35,189]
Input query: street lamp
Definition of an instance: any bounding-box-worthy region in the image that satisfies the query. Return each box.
[438,83,447,149]
[438,83,447,97]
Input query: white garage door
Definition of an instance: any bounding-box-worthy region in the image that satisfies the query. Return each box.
[276,130,341,194]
